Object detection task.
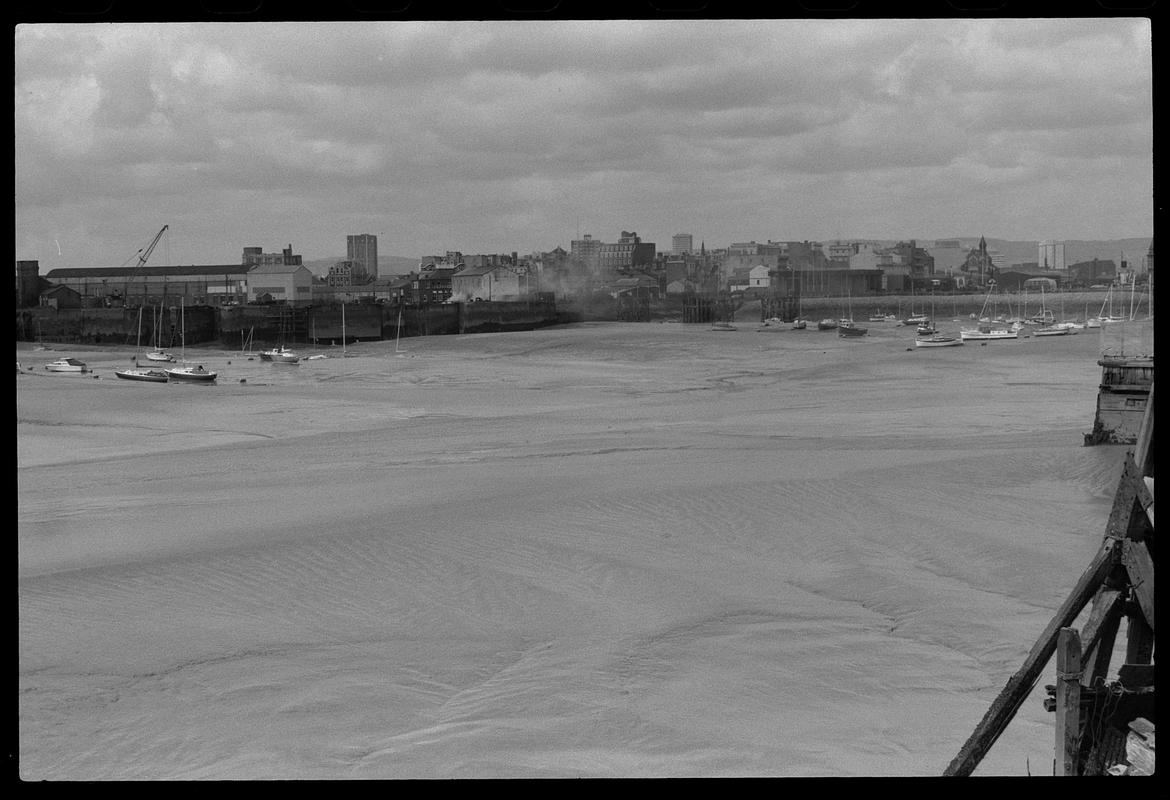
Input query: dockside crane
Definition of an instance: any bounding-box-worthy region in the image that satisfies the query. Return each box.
[122,225,169,307]
[135,224,169,269]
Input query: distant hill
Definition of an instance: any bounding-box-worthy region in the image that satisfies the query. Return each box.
[303,255,421,278]
[934,237,1152,268]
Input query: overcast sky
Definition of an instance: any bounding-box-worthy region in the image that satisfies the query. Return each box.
[15,18,1153,270]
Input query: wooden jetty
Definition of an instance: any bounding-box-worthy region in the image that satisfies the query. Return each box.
[945,384,1155,776]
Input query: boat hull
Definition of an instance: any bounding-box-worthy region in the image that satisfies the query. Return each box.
[260,347,298,361]
[960,329,1017,341]
[115,369,170,382]
[166,367,217,383]
[837,325,868,337]
[915,336,963,348]
[145,351,175,362]
[44,358,88,373]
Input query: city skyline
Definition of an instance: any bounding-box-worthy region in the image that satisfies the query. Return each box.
[16,19,1153,271]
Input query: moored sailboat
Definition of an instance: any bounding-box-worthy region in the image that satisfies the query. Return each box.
[117,307,171,382]
[145,303,176,362]
[260,305,300,363]
[165,300,218,383]
[914,293,953,345]
[1088,285,1126,327]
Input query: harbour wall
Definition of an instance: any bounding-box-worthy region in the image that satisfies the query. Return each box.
[16,299,573,347]
[13,289,1148,345]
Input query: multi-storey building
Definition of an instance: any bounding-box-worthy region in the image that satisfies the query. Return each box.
[598,231,656,274]
[412,267,458,304]
[1038,240,1066,271]
[728,241,762,256]
[848,242,894,271]
[463,252,518,269]
[242,244,303,267]
[671,233,694,255]
[347,234,378,282]
[421,252,464,269]
[889,240,935,280]
[570,234,603,274]
[827,241,856,263]
[327,262,355,287]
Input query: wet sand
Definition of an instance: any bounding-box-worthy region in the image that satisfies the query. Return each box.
[18,321,1131,778]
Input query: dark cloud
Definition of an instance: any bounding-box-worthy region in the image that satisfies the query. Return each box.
[14,19,1153,268]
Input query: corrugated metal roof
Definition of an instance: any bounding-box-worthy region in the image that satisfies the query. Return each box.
[45,264,251,279]
[247,262,312,275]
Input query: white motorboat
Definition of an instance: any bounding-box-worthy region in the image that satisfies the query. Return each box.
[960,325,1018,341]
[44,357,88,373]
[259,345,300,363]
[269,346,301,363]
